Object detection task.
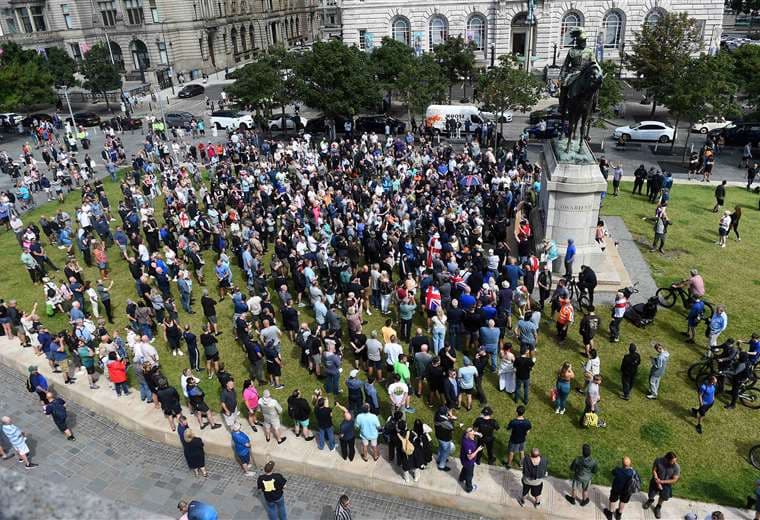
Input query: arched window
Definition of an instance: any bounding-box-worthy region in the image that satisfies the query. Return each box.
[645,8,665,28]
[250,24,255,49]
[240,0,247,14]
[602,10,624,49]
[429,15,448,49]
[231,27,238,53]
[240,25,247,50]
[391,17,410,46]
[560,11,583,48]
[467,15,486,51]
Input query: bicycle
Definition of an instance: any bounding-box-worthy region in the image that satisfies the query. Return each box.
[750,444,760,470]
[655,284,715,318]
[566,276,592,311]
[695,372,760,409]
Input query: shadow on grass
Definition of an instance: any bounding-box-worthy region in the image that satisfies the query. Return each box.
[639,419,674,446]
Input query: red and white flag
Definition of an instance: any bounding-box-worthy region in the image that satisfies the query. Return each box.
[426,234,441,268]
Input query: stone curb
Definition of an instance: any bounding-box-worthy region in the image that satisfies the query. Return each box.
[0,336,748,520]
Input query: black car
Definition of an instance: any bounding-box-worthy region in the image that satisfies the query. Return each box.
[20,113,54,128]
[529,104,562,125]
[103,116,143,130]
[177,84,205,98]
[67,112,101,127]
[709,123,760,147]
[304,115,350,134]
[165,111,197,128]
[355,115,406,135]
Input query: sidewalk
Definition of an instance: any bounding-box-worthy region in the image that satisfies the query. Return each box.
[0,336,749,520]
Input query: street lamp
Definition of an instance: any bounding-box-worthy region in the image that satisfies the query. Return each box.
[552,42,557,67]
[489,43,495,68]
[160,20,176,95]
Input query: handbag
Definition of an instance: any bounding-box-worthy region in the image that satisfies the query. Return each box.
[400,431,415,456]
[550,387,558,402]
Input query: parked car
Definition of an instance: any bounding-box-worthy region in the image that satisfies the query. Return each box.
[0,113,22,129]
[165,111,197,128]
[355,115,405,134]
[103,116,142,130]
[482,110,513,124]
[177,84,205,98]
[66,112,101,127]
[20,113,54,128]
[709,122,760,147]
[691,117,733,134]
[529,104,562,125]
[304,115,350,134]
[268,114,308,131]
[612,121,674,143]
[210,110,253,130]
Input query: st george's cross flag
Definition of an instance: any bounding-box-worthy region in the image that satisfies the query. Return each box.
[426,234,442,268]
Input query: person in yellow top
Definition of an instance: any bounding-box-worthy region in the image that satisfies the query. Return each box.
[381,318,397,344]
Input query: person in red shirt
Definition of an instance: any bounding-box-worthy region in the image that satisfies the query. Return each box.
[106,351,130,397]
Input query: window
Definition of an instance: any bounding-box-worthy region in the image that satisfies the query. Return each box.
[695,19,706,39]
[645,8,665,28]
[359,29,366,50]
[467,15,486,51]
[99,1,117,26]
[3,8,18,33]
[199,37,205,59]
[70,42,83,60]
[602,11,623,49]
[429,16,448,48]
[30,6,46,31]
[391,17,409,45]
[560,11,583,48]
[62,4,73,29]
[124,0,144,25]
[149,0,159,22]
[157,41,168,64]
[15,8,33,33]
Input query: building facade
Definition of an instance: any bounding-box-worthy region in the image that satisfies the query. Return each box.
[0,0,319,87]
[334,0,723,70]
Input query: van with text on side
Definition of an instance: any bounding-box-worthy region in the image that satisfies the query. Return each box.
[424,105,511,136]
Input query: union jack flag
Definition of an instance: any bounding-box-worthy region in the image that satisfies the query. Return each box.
[426,286,441,312]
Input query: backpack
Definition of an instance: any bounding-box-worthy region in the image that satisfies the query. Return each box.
[624,470,642,495]
[400,431,415,456]
[582,412,598,428]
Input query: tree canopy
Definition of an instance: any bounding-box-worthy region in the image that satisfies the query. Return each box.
[0,42,57,111]
[625,12,703,116]
[596,60,624,124]
[476,55,541,134]
[433,36,476,103]
[395,53,447,122]
[370,37,415,95]
[45,47,78,88]
[80,43,122,109]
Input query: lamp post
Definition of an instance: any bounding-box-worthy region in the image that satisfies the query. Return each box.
[526,0,535,72]
[489,42,495,68]
[160,19,176,95]
[552,42,557,66]
[62,86,76,132]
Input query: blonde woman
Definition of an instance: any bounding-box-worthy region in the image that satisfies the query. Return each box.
[183,429,208,477]
[431,307,447,355]
[555,362,575,415]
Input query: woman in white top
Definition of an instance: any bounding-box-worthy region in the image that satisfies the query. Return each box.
[431,307,447,355]
[85,281,99,318]
[498,343,516,394]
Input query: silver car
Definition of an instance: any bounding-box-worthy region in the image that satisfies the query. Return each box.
[165,111,197,128]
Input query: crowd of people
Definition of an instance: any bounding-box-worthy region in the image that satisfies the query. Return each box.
[0,108,756,520]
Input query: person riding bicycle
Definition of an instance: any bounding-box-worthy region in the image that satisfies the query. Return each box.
[713,338,740,369]
[722,351,752,409]
[577,265,598,307]
[738,333,760,367]
[672,269,705,301]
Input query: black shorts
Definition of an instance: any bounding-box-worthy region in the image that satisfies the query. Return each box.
[609,488,632,504]
[85,365,95,375]
[267,362,282,377]
[219,278,231,288]
[582,334,594,346]
[461,387,474,395]
[522,482,543,498]
[163,405,181,417]
[205,352,220,362]
[53,418,68,432]
[697,402,713,417]
[370,359,382,370]
[648,480,673,501]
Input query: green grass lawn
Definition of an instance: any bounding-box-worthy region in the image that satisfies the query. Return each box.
[3,177,758,506]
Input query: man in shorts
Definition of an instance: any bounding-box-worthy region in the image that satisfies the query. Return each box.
[355,404,380,461]
[565,443,597,506]
[505,406,531,467]
[43,391,75,441]
[643,452,681,519]
[365,330,383,382]
[1,416,37,468]
[691,375,716,434]
[604,456,638,520]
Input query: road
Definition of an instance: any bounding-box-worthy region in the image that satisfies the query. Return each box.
[0,362,482,520]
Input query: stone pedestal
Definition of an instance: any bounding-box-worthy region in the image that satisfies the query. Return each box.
[533,139,621,284]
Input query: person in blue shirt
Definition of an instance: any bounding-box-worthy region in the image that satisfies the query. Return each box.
[504,258,524,290]
[43,391,75,441]
[27,365,48,403]
[178,499,219,520]
[741,333,760,367]
[604,456,638,520]
[564,239,576,279]
[691,375,716,434]
[685,296,705,344]
[230,424,254,475]
[458,288,476,311]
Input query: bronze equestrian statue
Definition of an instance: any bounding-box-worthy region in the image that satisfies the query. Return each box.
[559,27,603,153]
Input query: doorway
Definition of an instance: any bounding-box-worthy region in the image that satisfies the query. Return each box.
[512,32,526,56]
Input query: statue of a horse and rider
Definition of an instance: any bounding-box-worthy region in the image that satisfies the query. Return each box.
[559,27,604,154]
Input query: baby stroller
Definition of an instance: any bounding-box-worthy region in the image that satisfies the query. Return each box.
[625,296,659,328]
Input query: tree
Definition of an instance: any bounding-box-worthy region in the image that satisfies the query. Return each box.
[0,43,56,111]
[295,40,380,133]
[727,0,760,13]
[370,37,415,99]
[662,53,739,155]
[625,12,703,117]
[45,47,78,88]
[595,60,624,125]
[476,55,542,136]
[396,53,447,124]
[729,43,760,111]
[80,43,121,110]
[433,36,476,103]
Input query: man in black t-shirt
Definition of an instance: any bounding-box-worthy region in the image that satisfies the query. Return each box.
[257,461,288,519]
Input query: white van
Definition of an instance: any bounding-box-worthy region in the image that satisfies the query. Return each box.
[424,105,512,135]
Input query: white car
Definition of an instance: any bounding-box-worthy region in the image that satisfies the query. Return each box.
[612,121,674,143]
[691,117,732,134]
[482,111,513,124]
[210,110,254,130]
[268,115,308,131]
